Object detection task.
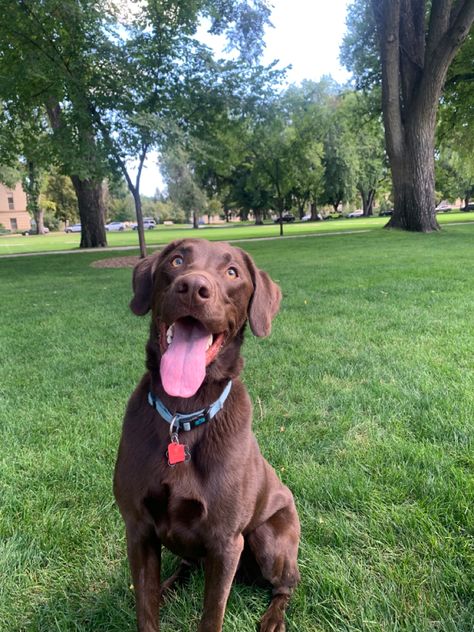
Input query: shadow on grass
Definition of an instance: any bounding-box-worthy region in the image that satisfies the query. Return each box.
[15,558,274,632]
[13,569,136,632]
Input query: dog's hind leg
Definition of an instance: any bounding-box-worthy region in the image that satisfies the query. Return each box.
[247,503,300,632]
[159,559,194,603]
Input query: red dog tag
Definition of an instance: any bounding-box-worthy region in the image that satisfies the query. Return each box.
[167,441,186,465]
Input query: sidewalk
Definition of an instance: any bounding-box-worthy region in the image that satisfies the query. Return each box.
[0,229,373,259]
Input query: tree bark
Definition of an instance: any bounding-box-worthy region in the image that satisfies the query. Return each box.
[360,187,376,217]
[276,197,284,236]
[24,161,46,234]
[46,99,107,247]
[310,202,319,220]
[132,189,147,258]
[70,176,107,248]
[35,208,46,234]
[372,0,474,233]
[386,113,439,231]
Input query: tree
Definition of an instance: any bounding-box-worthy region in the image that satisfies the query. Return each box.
[43,169,79,226]
[342,0,474,232]
[0,1,111,247]
[89,0,273,254]
[162,147,208,228]
[441,34,474,153]
[0,103,54,234]
[436,144,474,208]
[1,0,272,253]
[340,92,388,216]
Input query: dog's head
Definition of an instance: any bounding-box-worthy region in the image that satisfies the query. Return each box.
[130,239,281,398]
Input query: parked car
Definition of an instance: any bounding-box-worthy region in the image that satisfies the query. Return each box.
[379,209,393,217]
[347,209,364,218]
[462,203,474,212]
[435,202,451,213]
[22,226,50,235]
[105,221,126,231]
[274,213,295,224]
[132,217,157,230]
[65,223,82,233]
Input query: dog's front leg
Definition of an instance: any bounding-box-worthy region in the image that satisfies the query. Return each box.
[197,534,244,632]
[126,524,162,632]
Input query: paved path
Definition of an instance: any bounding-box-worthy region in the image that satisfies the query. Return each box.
[0,229,373,259]
[1,221,473,259]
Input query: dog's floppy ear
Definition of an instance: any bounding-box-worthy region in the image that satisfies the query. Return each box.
[130,255,155,315]
[240,250,282,337]
[130,241,184,316]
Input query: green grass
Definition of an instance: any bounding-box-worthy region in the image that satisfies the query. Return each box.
[1,210,473,255]
[1,225,474,631]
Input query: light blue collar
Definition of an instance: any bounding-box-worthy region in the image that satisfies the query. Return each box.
[148,380,232,432]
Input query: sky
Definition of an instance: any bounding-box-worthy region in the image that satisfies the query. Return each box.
[133,0,352,196]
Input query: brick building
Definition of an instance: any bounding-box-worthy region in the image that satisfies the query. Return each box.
[0,182,30,232]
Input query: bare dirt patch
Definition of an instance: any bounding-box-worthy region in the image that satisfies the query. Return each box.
[91,256,140,269]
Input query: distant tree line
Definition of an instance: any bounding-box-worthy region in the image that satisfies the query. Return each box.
[1,0,472,248]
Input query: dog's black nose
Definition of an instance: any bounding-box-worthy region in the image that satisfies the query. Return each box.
[176,274,212,303]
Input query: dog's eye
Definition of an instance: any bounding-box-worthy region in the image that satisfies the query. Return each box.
[171,255,184,268]
[226,267,238,279]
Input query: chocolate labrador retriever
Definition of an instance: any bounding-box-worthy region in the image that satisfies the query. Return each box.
[114,239,300,632]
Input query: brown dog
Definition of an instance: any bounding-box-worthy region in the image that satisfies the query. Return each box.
[114,239,300,632]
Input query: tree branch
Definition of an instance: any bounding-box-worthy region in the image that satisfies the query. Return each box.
[426,0,454,61]
[371,0,404,158]
[423,0,474,104]
[399,0,425,106]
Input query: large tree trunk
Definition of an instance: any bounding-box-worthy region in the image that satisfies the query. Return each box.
[70,176,107,248]
[46,99,107,247]
[372,0,474,233]
[386,119,439,231]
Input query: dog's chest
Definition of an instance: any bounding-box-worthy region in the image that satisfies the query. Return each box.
[143,471,211,558]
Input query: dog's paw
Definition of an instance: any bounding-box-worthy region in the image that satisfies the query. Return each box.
[259,611,286,632]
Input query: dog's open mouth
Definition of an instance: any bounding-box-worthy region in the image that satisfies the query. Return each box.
[159,317,226,398]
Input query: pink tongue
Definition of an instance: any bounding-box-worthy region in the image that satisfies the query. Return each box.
[160,320,210,398]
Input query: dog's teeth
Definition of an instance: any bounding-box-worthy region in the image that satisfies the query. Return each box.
[206,334,213,351]
[166,325,174,345]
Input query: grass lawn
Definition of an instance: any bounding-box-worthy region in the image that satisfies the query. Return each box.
[1,225,473,631]
[1,210,473,256]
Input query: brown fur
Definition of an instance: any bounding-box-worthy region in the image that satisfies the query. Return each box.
[114,239,300,632]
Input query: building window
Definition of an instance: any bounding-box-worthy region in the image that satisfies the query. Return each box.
[10,218,18,231]
[8,195,14,210]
